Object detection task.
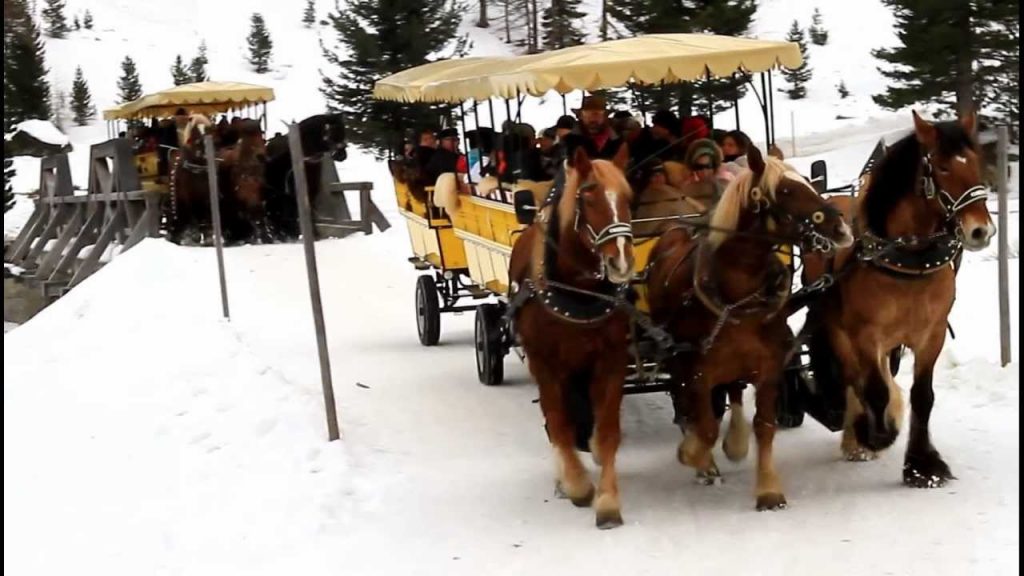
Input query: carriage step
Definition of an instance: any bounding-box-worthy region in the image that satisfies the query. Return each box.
[467,286,492,298]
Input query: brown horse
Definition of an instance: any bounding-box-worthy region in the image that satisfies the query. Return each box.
[220,119,270,243]
[646,145,853,510]
[508,146,634,529]
[802,112,995,486]
[170,114,218,244]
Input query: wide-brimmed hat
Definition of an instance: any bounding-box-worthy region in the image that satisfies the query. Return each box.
[572,94,607,115]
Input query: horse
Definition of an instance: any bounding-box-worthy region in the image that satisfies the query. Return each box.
[507,145,634,529]
[801,111,995,486]
[219,119,270,243]
[169,114,222,244]
[264,113,348,239]
[645,144,853,510]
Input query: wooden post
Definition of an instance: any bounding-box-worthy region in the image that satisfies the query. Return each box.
[204,135,230,320]
[996,126,1011,367]
[790,111,797,158]
[288,123,341,442]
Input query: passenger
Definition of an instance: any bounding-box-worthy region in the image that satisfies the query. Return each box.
[680,115,710,150]
[537,127,559,180]
[721,129,749,162]
[685,138,733,191]
[631,109,680,171]
[564,94,627,160]
[554,115,576,141]
[424,128,468,182]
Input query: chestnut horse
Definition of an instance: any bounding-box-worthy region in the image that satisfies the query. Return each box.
[802,112,995,487]
[220,119,270,243]
[170,114,221,244]
[646,145,853,510]
[508,146,634,529]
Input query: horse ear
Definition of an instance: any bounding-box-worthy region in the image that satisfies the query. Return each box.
[611,143,629,171]
[571,146,592,177]
[960,110,976,135]
[747,144,766,176]
[912,110,936,147]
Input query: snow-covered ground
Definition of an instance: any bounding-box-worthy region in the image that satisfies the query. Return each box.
[4,1,1020,574]
[4,210,1018,575]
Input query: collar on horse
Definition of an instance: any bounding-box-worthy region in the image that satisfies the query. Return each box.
[855,153,985,276]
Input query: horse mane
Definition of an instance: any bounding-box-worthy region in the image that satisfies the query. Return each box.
[708,156,794,248]
[860,121,974,235]
[557,159,633,234]
[179,114,213,148]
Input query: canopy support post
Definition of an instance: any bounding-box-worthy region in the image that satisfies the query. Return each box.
[767,70,776,146]
[459,102,473,184]
[704,67,714,131]
[759,73,770,150]
[489,99,496,128]
[561,94,567,116]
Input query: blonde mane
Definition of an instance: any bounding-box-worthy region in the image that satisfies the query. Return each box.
[708,156,799,248]
[179,114,213,148]
[557,159,633,233]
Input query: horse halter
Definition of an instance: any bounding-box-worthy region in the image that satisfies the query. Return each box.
[749,183,839,253]
[574,180,634,248]
[920,154,989,224]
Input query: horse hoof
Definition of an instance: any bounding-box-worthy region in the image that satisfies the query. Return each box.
[843,446,878,462]
[756,493,788,511]
[570,484,596,508]
[694,467,722,486]
[596,510,624,530]
[903,452,954,489]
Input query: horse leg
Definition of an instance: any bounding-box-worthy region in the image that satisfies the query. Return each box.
[723,384,751,462]
[904,325,954,488]
[834,328,879,461]
[678,371,721,484]
[753,373,787,510]
[587,358,626,529]
[533,359,594,507]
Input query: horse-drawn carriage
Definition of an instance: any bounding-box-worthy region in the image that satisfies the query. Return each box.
[375,34,997,528]
[103,82,349,244]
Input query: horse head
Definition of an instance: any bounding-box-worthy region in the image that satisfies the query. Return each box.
[911,111,995,251]
[709,145,853,252]
[300,113,347,162]
[558,146,635,285]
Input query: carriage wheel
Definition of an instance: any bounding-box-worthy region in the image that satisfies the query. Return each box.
[415,275,441,346]
[889,346,904,376]
[475,303,506,386]
[776,366,806,428]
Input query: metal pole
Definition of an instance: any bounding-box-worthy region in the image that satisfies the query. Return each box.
[489,99,496,128]
[996,126,1011,367]
[767,70,776,146]
[704,68,713,131]
[759,73,770,149]
[459,102,473,184]
[203,135,230,320]
[790,110,797,158]
[561,94,567,116]
[504,98,512,128]
[287,123,341,441]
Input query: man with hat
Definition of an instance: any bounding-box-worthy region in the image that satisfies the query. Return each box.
[629,109,681,174]
[424,127,468,182]
[564,94,627,161]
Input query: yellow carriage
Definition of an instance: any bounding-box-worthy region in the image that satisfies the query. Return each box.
[375,33,805,389]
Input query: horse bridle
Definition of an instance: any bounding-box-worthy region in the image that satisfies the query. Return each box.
[747,181,842,254]
[573,180,634,250]
[920,154,989,230]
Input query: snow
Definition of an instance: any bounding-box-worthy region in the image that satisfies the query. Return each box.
[6,119,71,147]
[4,193,36,242]
[4,216,1019,575]
[3,2,1020,573]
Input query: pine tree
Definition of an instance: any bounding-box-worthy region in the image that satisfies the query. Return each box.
[874,0,1018,130]
[41,0,69,38]
[783,20,811,100]
[4,0,52,130]
[303,0,316,27]
[82,9,93,29]
[189,41,209,82]
[246,13,273,73]
[541,0,585,50]
[117,55,143,103]
[170,55,191,86]
[73,15,80,30]
[837,80,850,99]
[51,89,68,131]
[4,158,15,214]
[321,0,469,157]
[808,7,828,46]
[70,66,94,125]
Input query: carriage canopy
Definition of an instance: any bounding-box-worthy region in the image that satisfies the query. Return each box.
[102,81,276,120]
[372,34,803,103]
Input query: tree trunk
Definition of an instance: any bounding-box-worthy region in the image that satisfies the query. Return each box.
[477,0,489,28]
[504,0,511,43]
[955,8,975,121]
[600,0,609,41]
[529,0,539,53]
